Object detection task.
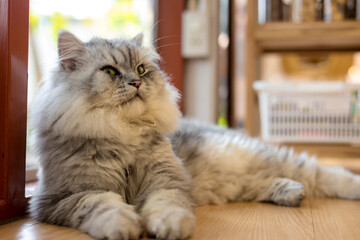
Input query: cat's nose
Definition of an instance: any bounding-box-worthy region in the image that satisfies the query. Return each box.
[128,80,142,89]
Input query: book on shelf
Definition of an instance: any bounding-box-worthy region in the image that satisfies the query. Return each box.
[316,0,325,20]
[303,0,317,21]
[271,0,282,21]
[292,0,303,22]
[281,0,292,21]
[323,0,332,21]
[258,0,266,23]
[257,0,272,23]
[334,0,347,21]
[323,0,347,21]
[355,0,360,20]
[259,0,359,23]
[346,0,356,19]
[266,0,272,22]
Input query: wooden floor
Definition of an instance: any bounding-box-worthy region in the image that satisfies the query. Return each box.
[2,151,360,240]
[1,198,360,240]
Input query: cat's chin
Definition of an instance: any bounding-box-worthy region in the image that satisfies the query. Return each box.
[118,90,180,135]
[121,92,143,106]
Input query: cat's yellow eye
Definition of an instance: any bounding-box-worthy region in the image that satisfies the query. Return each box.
[104,67,116,76]
[101,66,120,77]
[136,64,146,76]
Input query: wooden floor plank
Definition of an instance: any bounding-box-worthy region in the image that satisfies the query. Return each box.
[310,198,360,240]
[190,200,314,240]
[0,218,92,240]
[2,198,360,240]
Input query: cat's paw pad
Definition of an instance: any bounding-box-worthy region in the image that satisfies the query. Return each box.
[82,205,144,240]
[274,180,305,207]
[146,206,195,240]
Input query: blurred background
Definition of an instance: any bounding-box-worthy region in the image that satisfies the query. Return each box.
[27,0,360,180]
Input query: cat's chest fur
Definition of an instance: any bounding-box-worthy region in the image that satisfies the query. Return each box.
[122,132,171,205]
[39,130,169,201]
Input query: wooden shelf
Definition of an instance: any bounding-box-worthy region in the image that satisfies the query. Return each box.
[240,1,360,140]
[255,21,360,52]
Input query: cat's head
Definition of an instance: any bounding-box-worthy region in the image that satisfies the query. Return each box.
[33,31,181,139]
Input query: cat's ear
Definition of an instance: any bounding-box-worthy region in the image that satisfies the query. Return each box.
[132,33,144,46]
[57,30,85,71]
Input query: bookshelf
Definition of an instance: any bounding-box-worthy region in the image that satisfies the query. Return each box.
[241,1,360,152]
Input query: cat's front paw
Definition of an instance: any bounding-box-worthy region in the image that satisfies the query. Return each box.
[81,205,144,240]
[145,206,195,240]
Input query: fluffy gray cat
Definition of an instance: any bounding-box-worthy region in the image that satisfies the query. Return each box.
[29,31,360,240]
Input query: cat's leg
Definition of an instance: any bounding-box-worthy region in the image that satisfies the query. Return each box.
[270,148,360,200]
[251,177,305,207]
[141,189,195,240]
[30,191,143,240]
[134,138,196,240]
[263,147,360,200]
[135,154,195,239]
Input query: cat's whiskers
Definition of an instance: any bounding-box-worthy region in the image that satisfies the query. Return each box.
[88,99,109,109]
[152,35,177,45]
[155,43,182,50]
[147,19,162,38]
[87,95,119,110]
[117,105,123,119]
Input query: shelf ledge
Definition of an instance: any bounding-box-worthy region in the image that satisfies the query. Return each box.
[255,21,360,51]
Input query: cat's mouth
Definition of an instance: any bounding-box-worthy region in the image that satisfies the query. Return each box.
[135,92,143,99]
[133,92,144,101]
[122,92,143,105]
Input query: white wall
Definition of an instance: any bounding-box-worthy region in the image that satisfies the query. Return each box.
[183,0,219,124]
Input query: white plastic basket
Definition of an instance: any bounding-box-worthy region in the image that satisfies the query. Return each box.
[253,81,360,144]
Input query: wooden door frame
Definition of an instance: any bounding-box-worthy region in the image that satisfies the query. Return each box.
[156,0,185,112]
[228,0,235,127]
[244,0,258,136]
[0,0,29,222]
